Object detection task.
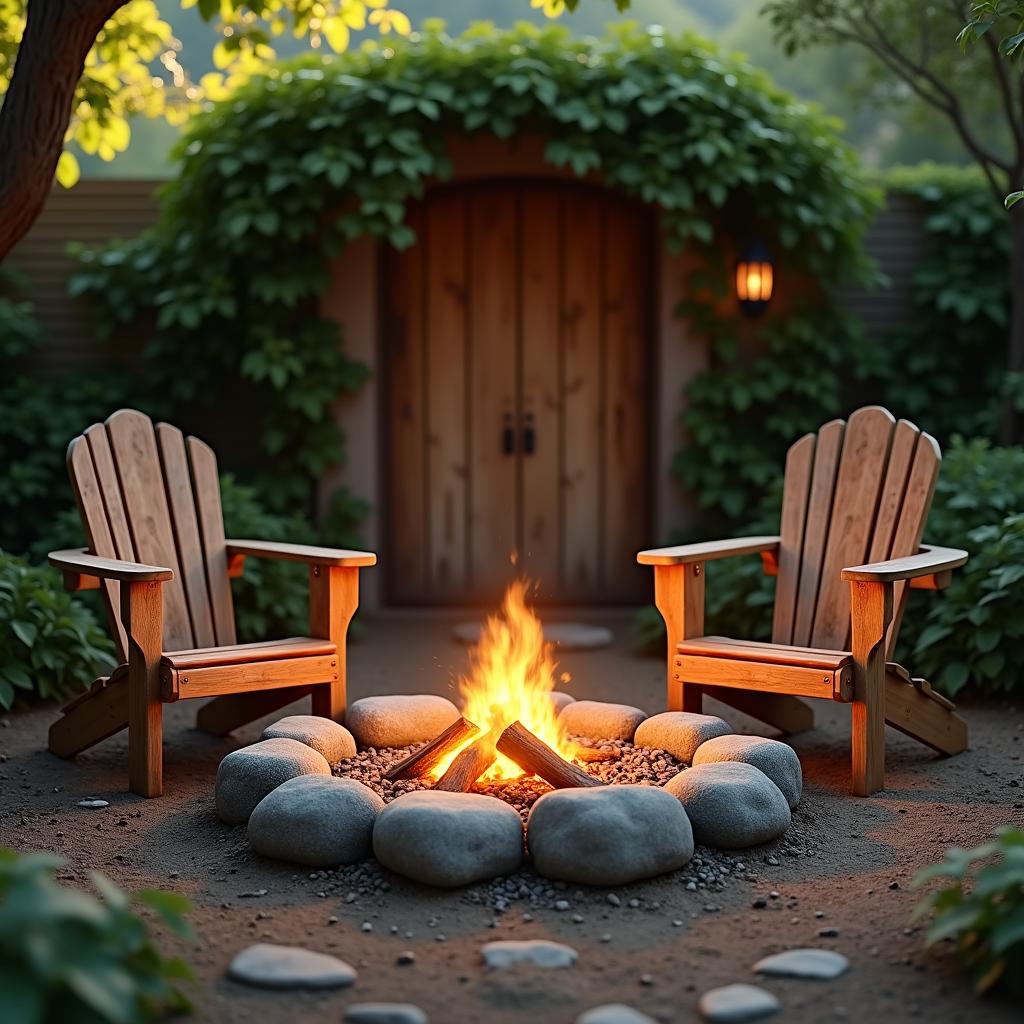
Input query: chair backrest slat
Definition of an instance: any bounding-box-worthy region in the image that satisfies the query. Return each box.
[67,410,236,656]
[811,406,895,650]
[187,436,237,647]
[771,432,815,646]
[885,431,941,657]
[67,437,129,662]
[775,406,942,656]
[156,423,217,648]
[790,419,844,647]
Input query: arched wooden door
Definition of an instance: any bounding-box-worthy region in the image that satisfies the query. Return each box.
[385,180,652,605]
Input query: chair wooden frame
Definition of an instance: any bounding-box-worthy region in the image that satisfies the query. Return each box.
[638,407,969,795]
[47,410,376,797]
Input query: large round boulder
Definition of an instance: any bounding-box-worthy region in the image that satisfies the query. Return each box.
[216,737,330,825]
[247,775,384,867]
[664,762,791,849]
[558,700,647,742]
[527,785,693,885]
[692,735,802,809]
[372,791,523,887]
[346,695,460,749]
[262,715,357,764]
[633,712,733,764]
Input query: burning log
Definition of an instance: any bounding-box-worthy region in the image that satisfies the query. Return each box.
[497,721,604,789]
[570,741,621,764]
[383,717,480,781]
[434,727,500,792]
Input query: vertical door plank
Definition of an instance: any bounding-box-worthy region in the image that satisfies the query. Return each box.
[386,203,427,602]
[467,186,519,600]
[868,419,921,564]
[602,196,651,600]
[425,192,469,597]
[155,423,216,648]
[67,437,128,661]
[812,406,895,650]
[771,432,815,645]
[187,436,236,647]
[560,191,603,598]
[520,187,562,593]
[885,431,942,658]
[791,419,845,647]
[105,409,192,652]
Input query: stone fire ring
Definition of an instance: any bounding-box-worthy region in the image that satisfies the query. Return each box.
[216,698,802,889]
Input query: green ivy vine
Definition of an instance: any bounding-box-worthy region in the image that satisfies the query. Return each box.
[71,20,878,517]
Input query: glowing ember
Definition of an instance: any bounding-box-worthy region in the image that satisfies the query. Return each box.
[433,580,573,781]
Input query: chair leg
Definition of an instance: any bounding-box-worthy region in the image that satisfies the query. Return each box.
[653,563,705,713]
[122,581,164,798]
[850,580,893,796]
[308,565,359,722]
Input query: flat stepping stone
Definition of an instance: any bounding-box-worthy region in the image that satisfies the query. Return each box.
[753,948,849,979]
[699,984,781,1022]
[558,700,647,741]
[228,943,357,989]
[262,715,356,763]
[454,621,612,651]
[527,785,693,886]
[577,1005,658,1024]
[373,790,523,887]
[216,738,331,825]
[482,939,578,969]
[346,694,460,749]
[248,775,384,867]
[344,1005,428,1024]
[694,735,802,808]
[665,761,790,849]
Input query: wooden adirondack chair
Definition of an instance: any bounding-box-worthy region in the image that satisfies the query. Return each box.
[638,406,969,796]
[47,409,376,798]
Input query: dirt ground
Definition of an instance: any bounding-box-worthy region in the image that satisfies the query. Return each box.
[1,609,1022,1024]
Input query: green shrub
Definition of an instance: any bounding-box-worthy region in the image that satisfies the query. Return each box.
[219,474,317,641]
[0,847,193,1021]
[896,438,1024,696]
[0,553,114,711]
[913,827,1024,996]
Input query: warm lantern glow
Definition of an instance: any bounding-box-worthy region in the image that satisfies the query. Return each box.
[735,243,774,316]
[433,580,573,780]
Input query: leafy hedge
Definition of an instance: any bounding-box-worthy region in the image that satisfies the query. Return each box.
[70,20,878,512]
[0,848,193,1020]
[0,553,114,711]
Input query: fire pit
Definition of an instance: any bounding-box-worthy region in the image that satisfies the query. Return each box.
[217,582,802,889]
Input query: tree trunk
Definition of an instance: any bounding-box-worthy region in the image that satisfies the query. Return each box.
[1003,206,1024,444]
[0,0,124,262]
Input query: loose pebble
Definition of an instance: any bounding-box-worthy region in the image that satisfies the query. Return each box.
[227,943,356,989]
[482,939,578,969]
[699,983,781,1022]
[753,948,849,979]
[77,799,109,809]
[343,1004,427,1024]
[576,1005,657,1024]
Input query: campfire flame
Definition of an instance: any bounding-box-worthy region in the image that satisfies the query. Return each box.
[434,580,573,781]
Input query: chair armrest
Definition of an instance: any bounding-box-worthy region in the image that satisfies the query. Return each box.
[48,548,174,583]
[637,536,781,566]
[841,544,968,583]
[225,539,377,568]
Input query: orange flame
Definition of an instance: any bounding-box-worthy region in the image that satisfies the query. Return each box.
[434,580,573,781]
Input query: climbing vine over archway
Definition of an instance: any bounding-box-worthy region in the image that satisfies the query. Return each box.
[74,21,878,516]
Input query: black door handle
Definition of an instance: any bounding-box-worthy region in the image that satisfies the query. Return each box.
[502,412,516,455]
[522,412,536,455]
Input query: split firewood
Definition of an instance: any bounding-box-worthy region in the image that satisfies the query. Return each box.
[433,726,500,792]
[383,716,480,781]
[497,721,604,789]
[570,741,621,764]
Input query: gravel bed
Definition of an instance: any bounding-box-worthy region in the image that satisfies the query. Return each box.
[331,736,686,824]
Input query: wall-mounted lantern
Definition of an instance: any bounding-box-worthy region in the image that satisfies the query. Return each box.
[735,242,773,318]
